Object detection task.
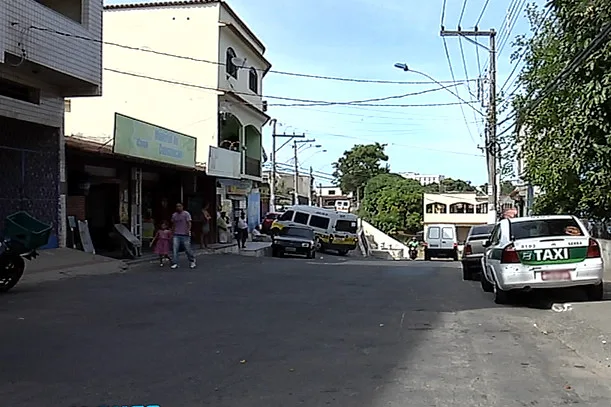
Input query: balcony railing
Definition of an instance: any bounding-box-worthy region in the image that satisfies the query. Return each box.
[245,157,261,177]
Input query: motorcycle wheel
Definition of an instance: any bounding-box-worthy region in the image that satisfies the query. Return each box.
[0,255,25,293]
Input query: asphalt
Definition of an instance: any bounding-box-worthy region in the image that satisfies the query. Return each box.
[1,254,611,407]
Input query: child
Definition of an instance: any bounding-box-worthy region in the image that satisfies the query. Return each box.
[151,221,172,267]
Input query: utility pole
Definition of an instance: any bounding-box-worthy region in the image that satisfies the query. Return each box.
[440,27,498,223]
[293,138,316,205]
[308,166,313,205]
[269,124,305,211]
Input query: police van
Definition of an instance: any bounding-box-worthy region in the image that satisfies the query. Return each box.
[271,205,358,255]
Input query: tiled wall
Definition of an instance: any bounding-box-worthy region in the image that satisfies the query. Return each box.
[0,116,60,247]
[4,0,103,88]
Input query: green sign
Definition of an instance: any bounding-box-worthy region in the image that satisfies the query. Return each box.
[518,247,587,265]
[113,113,196,168]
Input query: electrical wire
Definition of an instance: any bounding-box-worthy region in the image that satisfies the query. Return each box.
[441,0,448,27]
[458,0,469,27]
[19,23,476,86]
[475,0,491,28]
[103,67,463,107]
[497,0,528,58]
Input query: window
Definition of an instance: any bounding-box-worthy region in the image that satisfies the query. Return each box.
[265,213,279,220]
[490,224,501,245]
[428,227,440,239]
[511,218,584,240]
[226,48,237,78]
[64,99,71,112]
[470,224,495,239]
[476,203,488,214]
[426,203,447,214]
[442,227,454,239]
[309,215,330,229]
[280,227,314,239]
[450,202,474,214]
[335,220,357,233]
[328,190,336,195]
[279,210,294,221]
[35,0,82,24]
[0,77,40,105]
[293,212,309,225]
[248,68,258,93]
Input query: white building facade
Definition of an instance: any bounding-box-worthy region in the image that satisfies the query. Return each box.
[0,0,103,248]
[399,172,445,186]
[65,0,270,182]
[423,193,489,243]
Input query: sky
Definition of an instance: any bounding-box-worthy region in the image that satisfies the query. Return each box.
[104,0,544,187]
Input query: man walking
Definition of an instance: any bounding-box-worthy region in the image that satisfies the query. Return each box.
[171,202,196,269]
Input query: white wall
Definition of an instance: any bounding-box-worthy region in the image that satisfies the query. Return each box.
[65,3,221,164]
[361,219,409,259]
[423,193,489,225]
[4,0,102,89]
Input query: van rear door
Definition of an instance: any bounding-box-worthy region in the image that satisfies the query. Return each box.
[427,226,441,249]
[440,226,455,250]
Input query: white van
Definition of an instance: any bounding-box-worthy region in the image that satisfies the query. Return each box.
[424,224,458,261]
[271,205,358,255]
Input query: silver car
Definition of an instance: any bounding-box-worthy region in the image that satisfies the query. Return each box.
[461,224,495,281]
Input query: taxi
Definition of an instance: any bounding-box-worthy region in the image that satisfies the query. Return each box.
[480,215,604,304]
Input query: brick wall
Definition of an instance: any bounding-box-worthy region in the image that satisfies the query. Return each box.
[66,196,86,220]
[0,116,60,246]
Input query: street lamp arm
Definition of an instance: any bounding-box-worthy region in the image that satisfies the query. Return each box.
[394,63,484,117]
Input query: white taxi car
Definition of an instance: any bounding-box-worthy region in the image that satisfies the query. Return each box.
[480,215,604,304]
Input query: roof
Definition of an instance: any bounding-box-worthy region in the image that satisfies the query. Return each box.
[104,1,218,10]
[104,1,267,53]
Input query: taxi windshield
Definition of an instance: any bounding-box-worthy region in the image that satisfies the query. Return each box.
[511,218,585,240]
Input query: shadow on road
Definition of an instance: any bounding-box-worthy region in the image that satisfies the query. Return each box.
[0,256,505,406]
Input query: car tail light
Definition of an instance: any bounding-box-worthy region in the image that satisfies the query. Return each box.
[453,243,458,248]
[501,243,520,263]
[587,238,601,258]
[464,244,472,255]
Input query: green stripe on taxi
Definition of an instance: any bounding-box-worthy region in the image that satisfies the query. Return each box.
[518,247,587,265]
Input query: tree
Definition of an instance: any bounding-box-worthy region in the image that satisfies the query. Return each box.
[423,178,476,193]
[332,143,389,198]
[510,1,611,219]
[360,174,423,234]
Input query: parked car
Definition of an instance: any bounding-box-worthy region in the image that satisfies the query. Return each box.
[424,224,458,261]
[461,224,495,281]
[480,215,604,304]
[261,212,281,234]
[272,225,317,259]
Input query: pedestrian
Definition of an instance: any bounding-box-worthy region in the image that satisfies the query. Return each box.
[200,203,212,249]
[236,211,249,249]
[150,221,172,267]
[217,211,229,243]
[171,202,196,269]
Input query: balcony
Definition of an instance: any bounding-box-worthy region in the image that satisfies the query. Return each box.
[245,157,261,177]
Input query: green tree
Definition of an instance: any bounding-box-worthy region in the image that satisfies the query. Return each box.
[511,1,611,218]
[332,143,389,199]
[361,174,423,234]
[423,178,476,193]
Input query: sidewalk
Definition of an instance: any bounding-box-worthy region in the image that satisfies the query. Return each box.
[17,248,128,286]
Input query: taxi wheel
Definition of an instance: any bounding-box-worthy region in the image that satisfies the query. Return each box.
[586,283,604,301]
[480,272,493,293]
[493,281,511,305]
[337,249,348,256]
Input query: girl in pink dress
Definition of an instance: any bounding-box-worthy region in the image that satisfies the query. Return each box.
[151,221,172,267]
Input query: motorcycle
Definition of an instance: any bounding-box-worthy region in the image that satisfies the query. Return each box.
[0,211,50,293]
[409,247,418,260]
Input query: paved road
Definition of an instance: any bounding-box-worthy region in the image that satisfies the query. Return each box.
[1,254,611,407]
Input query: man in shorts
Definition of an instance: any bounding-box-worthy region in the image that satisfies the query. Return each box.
[171,202,196,269]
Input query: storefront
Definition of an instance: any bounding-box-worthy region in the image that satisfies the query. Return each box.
[66,114,215,257]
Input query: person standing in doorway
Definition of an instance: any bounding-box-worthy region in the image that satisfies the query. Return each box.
[171,203,196,269]
[236,211,249,249]
[200,203,212,249]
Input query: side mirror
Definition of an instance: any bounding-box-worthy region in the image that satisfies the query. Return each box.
[483,240,491,248]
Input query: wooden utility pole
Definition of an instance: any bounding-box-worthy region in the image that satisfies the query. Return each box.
[440,28,498,223]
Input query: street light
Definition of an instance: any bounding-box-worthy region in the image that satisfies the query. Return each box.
[393,63,483,116]
[301,149,327,165]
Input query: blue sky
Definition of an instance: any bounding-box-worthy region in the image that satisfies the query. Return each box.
[104,0,543,186]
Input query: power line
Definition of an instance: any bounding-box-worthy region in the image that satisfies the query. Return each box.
[103,67,461,107]
[475,0,491,27]
[458,0,469,27]
[270,100,478,108]
[19,23,476,86]
[497,0,528,58]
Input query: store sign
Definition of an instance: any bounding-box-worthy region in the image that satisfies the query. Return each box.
[113,113,196,168]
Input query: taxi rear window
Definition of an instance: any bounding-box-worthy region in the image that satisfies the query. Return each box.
[511,218,584,240]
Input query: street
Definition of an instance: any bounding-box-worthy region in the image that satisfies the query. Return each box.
[1,254,611,407]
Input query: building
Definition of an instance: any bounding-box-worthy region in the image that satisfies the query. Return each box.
[399,172,445,186]
[262,170,313,209]
[316,185,352,210]
[65,0,271,236]
[0,0,103,248]
[423,193,489,242]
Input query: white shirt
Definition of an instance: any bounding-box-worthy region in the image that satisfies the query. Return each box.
[237,218,248,229]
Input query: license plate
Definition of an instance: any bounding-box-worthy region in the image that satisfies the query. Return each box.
[285,247,297,252]
[541,270,571,281]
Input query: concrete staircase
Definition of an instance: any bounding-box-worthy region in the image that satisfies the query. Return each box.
[358,219,410,260]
